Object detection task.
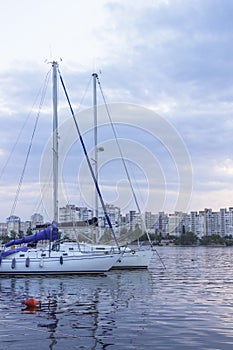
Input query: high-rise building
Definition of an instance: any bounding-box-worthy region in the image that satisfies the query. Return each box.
[6,215,20,235]
[59,204,93,223]
[31,213,44,228]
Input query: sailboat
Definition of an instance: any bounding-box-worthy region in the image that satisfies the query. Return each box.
[75,73,154,269]
[77,242,154,269]
[0,62,121,275]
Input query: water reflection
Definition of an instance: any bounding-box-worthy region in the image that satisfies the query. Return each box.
[3,248,233,349]
[0,271,153,349]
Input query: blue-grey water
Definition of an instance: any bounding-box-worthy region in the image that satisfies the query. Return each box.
[1,246,233,349]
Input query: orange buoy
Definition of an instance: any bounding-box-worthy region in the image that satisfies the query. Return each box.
[22,298,41,307]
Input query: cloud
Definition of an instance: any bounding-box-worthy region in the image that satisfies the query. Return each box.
[0,0,233,220]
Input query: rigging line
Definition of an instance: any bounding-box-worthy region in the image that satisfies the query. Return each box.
[78,76,92,110]
[96,76,166,269]
[34,170,53,218]
[10,70,50,217]
[61,76,92,206]
[0,70,51,181]
[96,77,151,240]
[57,68,120,250]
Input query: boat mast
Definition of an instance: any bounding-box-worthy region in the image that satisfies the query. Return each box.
[58,72,120,249]
[93,73,98,242]
[52,61,59,223]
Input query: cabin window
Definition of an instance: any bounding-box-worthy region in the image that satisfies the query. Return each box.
[69,248,74,251]
[96,247,105,250]
[63,253,68,256]
[52,243,60,251]
[19,254,25,257]
[41,253,47,257]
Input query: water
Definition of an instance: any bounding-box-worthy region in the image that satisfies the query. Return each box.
[1,247,233,349]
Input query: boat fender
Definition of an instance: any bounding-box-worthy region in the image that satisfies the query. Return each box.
[11,258,16,269]
[25,257,30,267]
[22,298,41,307]
[39,258,44,267]
[60,256,63,265]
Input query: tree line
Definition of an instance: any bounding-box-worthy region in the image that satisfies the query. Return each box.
[139,231,233,246]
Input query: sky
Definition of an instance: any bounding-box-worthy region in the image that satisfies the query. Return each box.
[0,0,233,222]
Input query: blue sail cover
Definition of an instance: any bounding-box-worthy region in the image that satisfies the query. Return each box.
[5,223,58,248]
[0,246,28,258]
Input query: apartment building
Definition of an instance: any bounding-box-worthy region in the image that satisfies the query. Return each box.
[2,206,233,240]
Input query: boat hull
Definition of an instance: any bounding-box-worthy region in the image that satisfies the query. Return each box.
[0,253,120,275]
[111,249,154,269]
[75,242,154,269]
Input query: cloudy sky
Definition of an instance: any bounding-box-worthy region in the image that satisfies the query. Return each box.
[0,0,233,222]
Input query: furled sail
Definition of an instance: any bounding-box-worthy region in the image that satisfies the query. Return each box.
[5,223,58,248]
[0,246,28,259]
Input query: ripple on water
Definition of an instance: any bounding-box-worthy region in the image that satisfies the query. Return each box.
[1,248,233,349]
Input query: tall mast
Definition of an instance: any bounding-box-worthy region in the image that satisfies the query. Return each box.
[92,73,98,241]
[52,61,59,223]
[59,72,120,249]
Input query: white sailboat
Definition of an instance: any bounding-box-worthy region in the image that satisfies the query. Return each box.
[75,73,154,269]
[76,241,153,269]
[0,62,121,275]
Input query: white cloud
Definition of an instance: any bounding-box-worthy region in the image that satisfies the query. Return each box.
[0,0,233,220]
[215,159,233,177]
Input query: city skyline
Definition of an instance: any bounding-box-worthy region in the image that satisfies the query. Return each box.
[4,202,233,223]
[3,204,233,241]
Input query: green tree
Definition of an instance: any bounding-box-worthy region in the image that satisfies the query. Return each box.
[1,234,10,244]
[175,231,198,245]
[18,230,24,238]
[200,234,225,245]
[10,230,17,240]
[26,227,33,236]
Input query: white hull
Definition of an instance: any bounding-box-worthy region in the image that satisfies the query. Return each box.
[112,249,153,269]
[0,247,121,275]
[77,242,153,269]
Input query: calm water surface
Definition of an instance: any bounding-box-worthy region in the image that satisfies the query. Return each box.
[1,246,233,349]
